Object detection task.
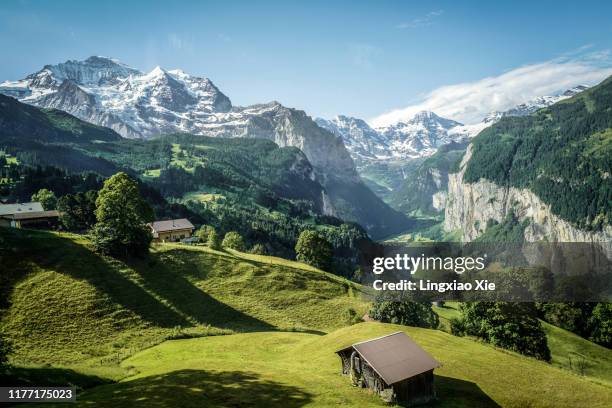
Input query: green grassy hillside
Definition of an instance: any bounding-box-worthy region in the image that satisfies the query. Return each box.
[58,323,612,407]
[0,227,367,380]
[2,228,611,407]
[434,302,612,385]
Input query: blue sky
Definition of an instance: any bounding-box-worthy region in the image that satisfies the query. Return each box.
[1,0,612,123]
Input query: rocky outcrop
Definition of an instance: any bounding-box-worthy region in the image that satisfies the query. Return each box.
[445,145,612,250]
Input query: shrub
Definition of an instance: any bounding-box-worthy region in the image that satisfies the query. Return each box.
[344,308,363,325]
[249,243,267,255]
[207,229,221,250]
[369,291,439,329]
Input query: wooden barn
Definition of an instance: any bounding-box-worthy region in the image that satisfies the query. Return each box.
[336,332,441,405]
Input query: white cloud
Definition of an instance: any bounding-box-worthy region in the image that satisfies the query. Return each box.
[396,10,444,29]
[370,52,612,127]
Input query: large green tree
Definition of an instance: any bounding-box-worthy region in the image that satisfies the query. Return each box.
[295,230,332,271]
[90,172,154,257]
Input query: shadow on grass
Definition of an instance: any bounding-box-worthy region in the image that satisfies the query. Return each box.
[0,365,110,393]
[129,253,274,331]
[75,369,313,408]
[1,228,190,328]
[1,228,272,331]
[432,375,501,408]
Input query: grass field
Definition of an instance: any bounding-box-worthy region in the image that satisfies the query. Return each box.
[50,323,612,407]
[434,302,612,385]
[1,228,611,407]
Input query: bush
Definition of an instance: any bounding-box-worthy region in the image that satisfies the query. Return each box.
[449,317,466,336]
[344,308,363,325]
[295,230,332,271]
[369,292,439,329]
[222,231,244,251]
[249,243,267,255]
[207,229,221,250]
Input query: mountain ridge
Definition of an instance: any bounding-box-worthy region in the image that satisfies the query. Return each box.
[0,57,411,238]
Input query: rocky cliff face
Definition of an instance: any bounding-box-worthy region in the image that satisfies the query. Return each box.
[445,145,612,249]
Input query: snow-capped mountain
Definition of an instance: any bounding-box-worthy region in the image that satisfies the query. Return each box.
[0,56,411,237]
[317,111,468,167]
[448,85,590,138]
[318,85,589,169]
[376,111,466,158]
[1,56,233,138]
[0,56,358,178]
[315,115,391,161]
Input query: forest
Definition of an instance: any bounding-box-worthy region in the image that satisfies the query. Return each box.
[464,76,612,231]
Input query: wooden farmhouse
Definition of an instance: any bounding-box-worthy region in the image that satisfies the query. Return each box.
[0,202,59,229]
[148,218,195,242]
[336,332,441,405]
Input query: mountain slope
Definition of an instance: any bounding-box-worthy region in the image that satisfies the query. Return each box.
[0,57,409,238]
[445,76,612,243]
[0,93,120,143]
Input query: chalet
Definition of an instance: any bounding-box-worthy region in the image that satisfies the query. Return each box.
[0,202,60,229]
[336,332,441,405]
[149,218,195,242]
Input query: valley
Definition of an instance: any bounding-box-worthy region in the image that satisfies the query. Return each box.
[1,229,611,407]
[0,52,611,408]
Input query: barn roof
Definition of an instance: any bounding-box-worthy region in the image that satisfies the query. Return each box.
[0,202,44,216]
[149,218,194,233]
[336,332,441,385]
[1,210,60,220]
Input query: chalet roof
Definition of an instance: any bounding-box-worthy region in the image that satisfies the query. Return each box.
[149,218,194,233]
[0,202,44,216]
[336,332,441,385]
[1,210,60,220]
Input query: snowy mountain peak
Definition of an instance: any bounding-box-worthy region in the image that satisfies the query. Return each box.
[562,84,589,97]
[145,66,167,79]
[0,56,237,137]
